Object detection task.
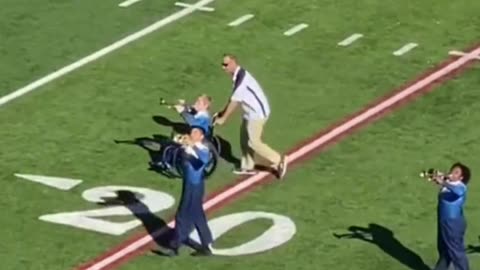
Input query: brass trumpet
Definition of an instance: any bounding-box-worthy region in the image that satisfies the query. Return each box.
[419,168,446,181]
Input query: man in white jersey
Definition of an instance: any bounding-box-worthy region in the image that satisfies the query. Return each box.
[214,54,287,179]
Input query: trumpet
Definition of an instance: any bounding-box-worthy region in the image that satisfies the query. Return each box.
[159,97,177,107]
[173,134,192,145]
[419,168,447,182]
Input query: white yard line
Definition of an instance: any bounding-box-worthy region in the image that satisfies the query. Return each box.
[338,33,363,46]
[228,14,254,27]
[175,1,215,11]
[77,45,480,270]
[393,43,418,56]
[0,0,217,108]
[449,50,480,60]
[118,0,142,7]
[15,174,83,191]
[283,23,308,36]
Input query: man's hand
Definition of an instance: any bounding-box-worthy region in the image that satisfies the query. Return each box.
[214,116,226,126]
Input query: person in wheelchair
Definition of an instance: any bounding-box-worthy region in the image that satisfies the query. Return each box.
[172,94,221,154]
[173,94,213,138]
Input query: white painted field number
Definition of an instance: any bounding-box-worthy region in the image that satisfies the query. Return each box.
[36,185,296,256]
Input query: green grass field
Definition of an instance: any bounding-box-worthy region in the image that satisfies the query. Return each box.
[1,0,480,269]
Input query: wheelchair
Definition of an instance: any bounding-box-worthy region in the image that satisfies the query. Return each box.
[155,126,220,178]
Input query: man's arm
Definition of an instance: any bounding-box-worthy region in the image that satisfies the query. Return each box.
[216,86,243,125]
[219,100,239,122]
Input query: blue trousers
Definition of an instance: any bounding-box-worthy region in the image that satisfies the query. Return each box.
[171,182,213,250]
[434,217,469,270]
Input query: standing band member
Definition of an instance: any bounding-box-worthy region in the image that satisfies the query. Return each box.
[214,54,287,179]
[429,163,471,270]
[169,126,213,256]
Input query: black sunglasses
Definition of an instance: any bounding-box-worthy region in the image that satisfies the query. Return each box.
[221,62,228,67]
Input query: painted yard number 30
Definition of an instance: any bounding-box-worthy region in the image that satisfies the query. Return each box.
[38,185,297,256]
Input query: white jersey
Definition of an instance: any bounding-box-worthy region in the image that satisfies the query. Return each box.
[230,67,271,121]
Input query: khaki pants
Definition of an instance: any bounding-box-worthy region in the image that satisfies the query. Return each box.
[240,118,281,170]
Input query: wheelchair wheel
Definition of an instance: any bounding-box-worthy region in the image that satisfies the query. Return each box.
[162,145,183,178]
[210,135,222,156]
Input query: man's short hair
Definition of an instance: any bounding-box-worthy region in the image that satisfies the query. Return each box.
[223,53,237,61]
[451,162,471,184]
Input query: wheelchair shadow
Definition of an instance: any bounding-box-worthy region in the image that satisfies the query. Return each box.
[98,190,173,249]
[113,135,179,179]
[152,115,240,168]
[152,115,190,134]
[333,223,430,270]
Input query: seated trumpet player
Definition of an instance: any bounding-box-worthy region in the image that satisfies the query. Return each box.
[420,163,471,270]
[170,94,213,139]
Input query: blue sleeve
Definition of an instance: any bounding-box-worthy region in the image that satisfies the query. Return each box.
[184,146,210,170]
[180,110,196,126]
[443,183,466,197]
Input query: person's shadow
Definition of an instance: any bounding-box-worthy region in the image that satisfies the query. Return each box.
[152,115,240,168]
[334,223,430,270]
[98,190,173,249]
[98,190,203,256]
[467,236,480,254]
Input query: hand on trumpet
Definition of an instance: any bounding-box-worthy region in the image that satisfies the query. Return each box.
[420,168,448,184]
[173,134,194,146]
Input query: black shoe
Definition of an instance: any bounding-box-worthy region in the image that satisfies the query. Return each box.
[191,247,213,257]
[151,248,178,257]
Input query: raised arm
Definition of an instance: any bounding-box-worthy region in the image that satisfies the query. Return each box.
[183,143,211,170]
[442,182,466,197]
[432,175,466,197]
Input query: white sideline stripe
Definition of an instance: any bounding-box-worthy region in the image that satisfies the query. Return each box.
[228,14,254,27]
[283,23,308,36]
[0,0,217,108]
[338,33,363,46]
[175,1,215,11]
[118,0,142,7]
[393,42,418,56]
[449,50,480,60]
[81,46,480,270]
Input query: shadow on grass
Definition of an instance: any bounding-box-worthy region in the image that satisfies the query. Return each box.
[467,236,480,254]
[113,134,179,179]
[98,190,172,249]
[334,223,430,270]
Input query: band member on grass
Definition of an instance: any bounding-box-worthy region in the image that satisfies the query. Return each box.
[168,126,213,257]
[429,162,471,270]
